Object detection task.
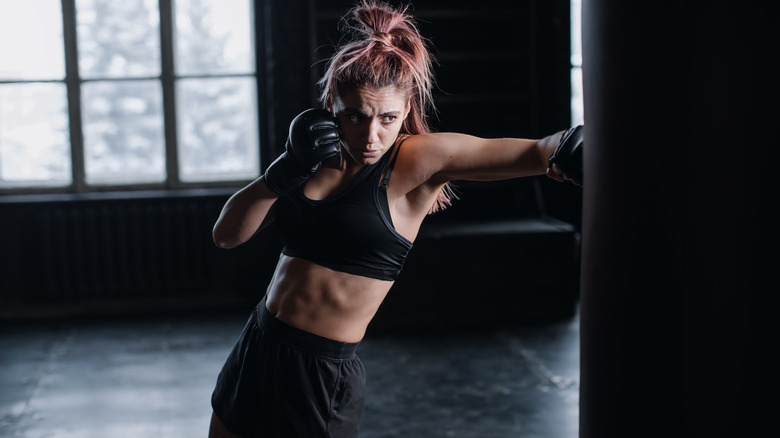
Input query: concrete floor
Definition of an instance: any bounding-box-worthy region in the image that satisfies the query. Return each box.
[0,305,579,438]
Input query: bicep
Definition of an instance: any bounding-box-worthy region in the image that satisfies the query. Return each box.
[412,133,549,184]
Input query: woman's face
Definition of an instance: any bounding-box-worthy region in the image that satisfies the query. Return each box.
[331,85,411,166]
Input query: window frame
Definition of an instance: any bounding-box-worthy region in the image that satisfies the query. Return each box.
[0,0,265,196]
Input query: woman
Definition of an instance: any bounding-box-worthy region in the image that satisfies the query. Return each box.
[208,1,581,437]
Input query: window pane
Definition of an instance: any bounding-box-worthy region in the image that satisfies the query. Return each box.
[76,0,161,79]
[174,0,255,75]
[82,80,165,184]
[571,67,584,126]
[0,0,65,80]
[571,0,582,67]
[0,83,71,187]
[176,77,259,182]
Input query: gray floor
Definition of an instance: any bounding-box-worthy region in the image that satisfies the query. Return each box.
[0,306,579,438]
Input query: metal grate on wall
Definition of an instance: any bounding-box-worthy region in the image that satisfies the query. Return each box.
[0,192,281,318]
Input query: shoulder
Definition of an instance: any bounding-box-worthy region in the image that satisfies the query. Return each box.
[391,132,476,188]
[393,134,444,176]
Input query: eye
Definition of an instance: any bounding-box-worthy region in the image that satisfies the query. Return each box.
[381,115,397,124]
[345,114,360,124]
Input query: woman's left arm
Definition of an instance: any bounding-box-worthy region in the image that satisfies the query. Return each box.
[408,131,566,185]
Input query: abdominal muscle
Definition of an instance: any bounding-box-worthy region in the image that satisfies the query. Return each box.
[264,254,395,343]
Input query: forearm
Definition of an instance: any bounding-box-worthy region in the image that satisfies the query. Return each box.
[212,176,278,249]
[499,132,567,177]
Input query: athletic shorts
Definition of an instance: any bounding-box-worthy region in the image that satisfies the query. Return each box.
[211,296,365,438]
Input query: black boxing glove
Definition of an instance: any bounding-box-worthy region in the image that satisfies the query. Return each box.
[263,109,341,195]
[548,125,584,183]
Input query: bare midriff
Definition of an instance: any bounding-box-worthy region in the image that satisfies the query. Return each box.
[264,254,395,343]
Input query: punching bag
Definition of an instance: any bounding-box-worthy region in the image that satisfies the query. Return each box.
[579,1,775,437]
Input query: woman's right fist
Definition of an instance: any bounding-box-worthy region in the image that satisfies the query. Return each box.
[263,109,342,195]
[287,109,341,173]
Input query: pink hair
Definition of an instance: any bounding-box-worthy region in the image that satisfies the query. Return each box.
[318,0,455,213]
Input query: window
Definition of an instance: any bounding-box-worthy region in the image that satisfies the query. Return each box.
[0,0,259,192]
[571,0,584,126]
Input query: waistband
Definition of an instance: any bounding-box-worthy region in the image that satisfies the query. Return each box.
[255,296,360,360]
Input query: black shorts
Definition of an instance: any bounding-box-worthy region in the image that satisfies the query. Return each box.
[211,296,365,438]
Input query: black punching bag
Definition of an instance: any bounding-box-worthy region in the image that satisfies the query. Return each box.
[579,1,775,437]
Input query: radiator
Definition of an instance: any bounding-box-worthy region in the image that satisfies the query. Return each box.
[36,200,215,301]
[0,193,281,313]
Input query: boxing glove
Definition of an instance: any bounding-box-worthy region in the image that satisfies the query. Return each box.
[263,109,341,195]
[548,125,584,183]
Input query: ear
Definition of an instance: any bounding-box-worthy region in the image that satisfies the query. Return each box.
[325,95,334,113]
[403,97,412,120]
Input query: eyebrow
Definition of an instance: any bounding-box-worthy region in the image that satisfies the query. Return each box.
[343,108,402,117]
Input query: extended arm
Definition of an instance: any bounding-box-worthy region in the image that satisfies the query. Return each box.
[406,130,575,186]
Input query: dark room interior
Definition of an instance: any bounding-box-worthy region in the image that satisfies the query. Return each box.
[1,0,773,437]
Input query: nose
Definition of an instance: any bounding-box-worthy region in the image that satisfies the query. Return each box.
[366,119,381,145]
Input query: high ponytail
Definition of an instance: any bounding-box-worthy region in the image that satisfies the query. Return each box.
[319,1,455,213]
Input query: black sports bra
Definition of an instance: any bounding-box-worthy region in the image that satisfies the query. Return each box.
[274,141,413,281]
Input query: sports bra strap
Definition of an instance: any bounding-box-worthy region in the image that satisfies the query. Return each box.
[381,137,407,188]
